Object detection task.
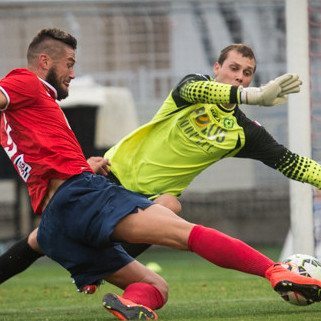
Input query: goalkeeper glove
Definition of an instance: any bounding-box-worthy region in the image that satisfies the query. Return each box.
[239,73,302,106]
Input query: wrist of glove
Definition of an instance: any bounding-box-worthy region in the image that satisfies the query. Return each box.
[238,73,301,106]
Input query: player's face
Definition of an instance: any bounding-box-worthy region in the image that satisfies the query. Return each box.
[213,50,255,88]
[46,47,76,101]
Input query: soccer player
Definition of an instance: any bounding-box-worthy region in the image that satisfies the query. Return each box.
[2,45,305,274]
[105,43,321,258]
[1,30,320,319]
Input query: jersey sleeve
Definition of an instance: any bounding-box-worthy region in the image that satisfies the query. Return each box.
[0,71,39,110]
[234,109,288,168]
[275,152,321,189]
[172,73,240,108]
[234,108,321,189]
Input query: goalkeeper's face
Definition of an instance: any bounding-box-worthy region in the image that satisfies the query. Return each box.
[213,50,255,88]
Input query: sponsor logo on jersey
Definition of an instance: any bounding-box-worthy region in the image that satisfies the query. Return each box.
[194,114,210,127]
[3,114,31,182]
[223,118,235,129]
[14,154,31,182]
[210,109,221,122]
[178,115,226,152]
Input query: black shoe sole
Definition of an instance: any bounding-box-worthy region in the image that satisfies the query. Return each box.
[102,293,157,320]
[275,280,321,303]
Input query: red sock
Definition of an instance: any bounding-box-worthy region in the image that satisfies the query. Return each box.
[122,282,165,310]
[188,225,274,277]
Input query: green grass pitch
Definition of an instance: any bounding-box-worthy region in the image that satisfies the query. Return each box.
[1,247,321,320]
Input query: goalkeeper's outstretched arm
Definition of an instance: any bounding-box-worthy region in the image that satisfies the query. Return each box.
[276,151,321,189]
[234,112,320,189]
[178,73,302,107]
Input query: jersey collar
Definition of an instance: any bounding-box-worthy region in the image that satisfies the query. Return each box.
[38,77,58,100]
[217,103,237,113]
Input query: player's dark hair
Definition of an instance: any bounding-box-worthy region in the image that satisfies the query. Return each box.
[27,28,77,63]
[218,44,256,72]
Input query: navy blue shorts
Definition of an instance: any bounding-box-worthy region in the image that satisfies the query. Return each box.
[37,172,153,289]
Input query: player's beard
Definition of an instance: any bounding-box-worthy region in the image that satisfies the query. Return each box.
[46,66,69,101]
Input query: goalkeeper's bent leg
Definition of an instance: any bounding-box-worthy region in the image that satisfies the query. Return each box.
[0,236,43,284]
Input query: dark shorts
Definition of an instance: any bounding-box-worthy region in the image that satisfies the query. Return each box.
[37,172,153,289]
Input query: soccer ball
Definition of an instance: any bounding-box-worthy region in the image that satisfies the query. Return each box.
[280,254,321,306]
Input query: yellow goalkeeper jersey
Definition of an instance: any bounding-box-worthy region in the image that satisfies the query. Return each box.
[105,73,321,196]
[105,74,245,198]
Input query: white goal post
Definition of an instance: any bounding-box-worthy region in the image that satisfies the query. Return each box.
[281,0,314,259]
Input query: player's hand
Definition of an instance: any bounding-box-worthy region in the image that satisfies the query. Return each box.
[87,156,110,176]
[239,73,302,106]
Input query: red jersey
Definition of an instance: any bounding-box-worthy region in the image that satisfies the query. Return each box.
[0,69,93,214]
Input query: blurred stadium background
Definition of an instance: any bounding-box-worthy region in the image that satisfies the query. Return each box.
[0,0,320,248]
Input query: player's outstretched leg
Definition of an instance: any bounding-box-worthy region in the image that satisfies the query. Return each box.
[103,293,158,320]
[188,224,321,303]
[112,205,321,305]
[265,263,321,303]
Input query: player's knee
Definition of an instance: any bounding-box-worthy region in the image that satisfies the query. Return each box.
[27,228,43,254]
[141,265,169,305]
[152,274,169,305]
[154,194,182,215]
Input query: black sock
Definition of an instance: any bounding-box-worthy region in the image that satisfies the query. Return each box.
[0,237,43,284]
[121,242,151,258]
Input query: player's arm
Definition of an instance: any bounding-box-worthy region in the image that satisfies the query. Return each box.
[172,74,238,108]
[173,73,301,108]
[0,71,40,112]
[0,87,9,110]
[235,110,321,189]
[275,152,321,189]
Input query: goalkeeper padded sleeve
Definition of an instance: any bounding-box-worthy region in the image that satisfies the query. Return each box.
[178,73,301,107]
[179,80,239,105]
[277,151,321,189]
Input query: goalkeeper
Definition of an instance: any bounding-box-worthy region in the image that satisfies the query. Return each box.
[0,44,313,292]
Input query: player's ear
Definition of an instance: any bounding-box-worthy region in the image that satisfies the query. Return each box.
[213,62,220,77]
[38,53,51,70]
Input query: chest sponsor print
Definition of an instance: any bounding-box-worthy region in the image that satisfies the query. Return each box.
[177,106,243,153]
